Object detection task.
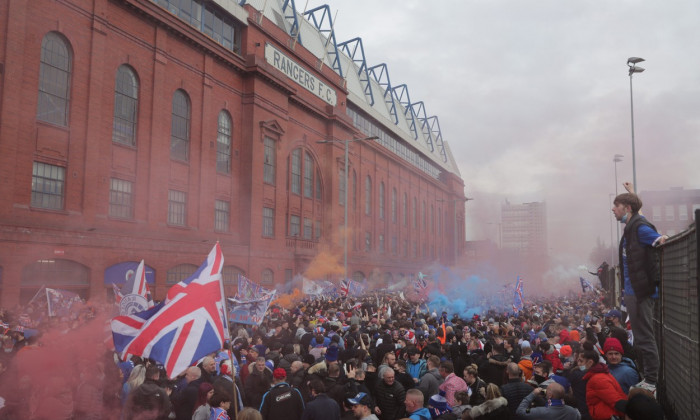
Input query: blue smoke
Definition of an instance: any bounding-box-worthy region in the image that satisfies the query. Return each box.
[427,270,492,319]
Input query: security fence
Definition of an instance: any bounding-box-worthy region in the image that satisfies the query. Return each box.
[656,211,699,420]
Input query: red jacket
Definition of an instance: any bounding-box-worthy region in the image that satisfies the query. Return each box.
[543,349,564,372]
[583,363,627,420]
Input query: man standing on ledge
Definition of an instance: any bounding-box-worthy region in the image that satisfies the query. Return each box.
[612,183,667,395]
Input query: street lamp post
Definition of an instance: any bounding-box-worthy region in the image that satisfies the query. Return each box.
[317,136,378,282]
[627,57,645,194]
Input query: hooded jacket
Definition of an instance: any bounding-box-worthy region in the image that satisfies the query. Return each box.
[582,363,627,420]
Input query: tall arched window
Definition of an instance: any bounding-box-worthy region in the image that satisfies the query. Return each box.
[217,110,232,173]
[304,152,314,198]
[379,182,385,219]
[290,149,301,194]
[365,176,372,215]
[170,89,190,161]
[37,32,71,126]
[391,188,397,223]
[403,193,408,226]
[113,65,139,145]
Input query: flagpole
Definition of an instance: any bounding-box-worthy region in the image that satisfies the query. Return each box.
[215,242,238,416]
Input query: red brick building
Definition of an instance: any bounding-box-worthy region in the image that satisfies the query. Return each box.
[0,0,466,306]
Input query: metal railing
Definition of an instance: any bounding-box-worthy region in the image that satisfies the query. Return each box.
[656,211,699,419]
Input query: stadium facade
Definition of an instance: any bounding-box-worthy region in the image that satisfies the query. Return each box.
[0,0,466,305]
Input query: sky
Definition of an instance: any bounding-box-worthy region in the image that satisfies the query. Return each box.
[302,0,700,270]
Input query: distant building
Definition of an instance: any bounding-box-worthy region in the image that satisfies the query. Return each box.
[501,201,547,256]
[641,187,700,236]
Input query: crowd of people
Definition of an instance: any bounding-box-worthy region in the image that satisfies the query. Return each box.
[48,287,660,420]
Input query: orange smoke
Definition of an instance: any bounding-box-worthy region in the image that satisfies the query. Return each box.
[303,245,344,279]
[271,288,303,308]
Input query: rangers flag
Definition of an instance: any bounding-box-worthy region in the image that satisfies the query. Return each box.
[512,276,524,314]
[111,243,227,378]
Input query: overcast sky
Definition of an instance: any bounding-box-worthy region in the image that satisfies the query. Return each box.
[303,0,700,271]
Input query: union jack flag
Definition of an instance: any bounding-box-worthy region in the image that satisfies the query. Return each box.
[111,243,227,378]
[340,279,350,297]
[512,276,524,314]
[414,272,429,292]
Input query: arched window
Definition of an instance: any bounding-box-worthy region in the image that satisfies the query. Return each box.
[290,149,301,194]
[379,182,385,219]
[304,152,314,198]
[289,148,321,200]
[352,271,365,283]
[37,32,72,126]
[113,65,139,146]
[391,188,397,223]
[167,264,198,284]
[403,193,408,226]
[261,269,274,286]
[170,89,190,161]
[365,176,372,215]
[217,110,232,173]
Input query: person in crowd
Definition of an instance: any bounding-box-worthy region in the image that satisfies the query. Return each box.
[578,347,627,420]
[603,338,640,395]
[416,355,443,403]
[517,342,534,381]
[450,390,472,417]
[123,382,173,420]
[500,362,533,417]
[516,383,581,420]
[243,357,271,410]
[480,343,508,386]
[212,360,244,418]
[209,392,233,420]
[406,347,427,384]
[613,389,664,420]
[259,368,305,420]
[237,407,263,420]
[172,366,203,420]
[192,382,214,420]
[121,364,146,406]
[463,363,487,407]
[613,188,667,395]
[393,359,415,391]
[403,388,431,420]
[347,392,379,420]
[301,378,341,420]
[374,365,406,420]
[438,360,468,407]
[199,356,218,384]
[463,383,509,420]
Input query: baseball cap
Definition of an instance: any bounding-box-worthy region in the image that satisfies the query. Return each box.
[606,309,622,319]
[614,393,664,420]
[347,392,373,408]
